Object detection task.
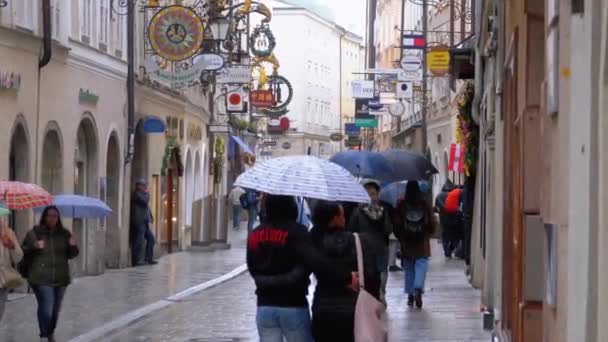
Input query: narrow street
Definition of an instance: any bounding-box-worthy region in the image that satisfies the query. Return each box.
[1,230,489,342]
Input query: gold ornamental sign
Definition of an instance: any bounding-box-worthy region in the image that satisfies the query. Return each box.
[427,47,450,76]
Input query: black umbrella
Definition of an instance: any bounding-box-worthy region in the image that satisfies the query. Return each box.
[381,149,439,182]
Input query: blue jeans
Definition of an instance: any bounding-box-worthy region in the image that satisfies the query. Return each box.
[31,285,67,338]
[232,205,242,229]
[256,306,313,342]
[248,207,258,232]
[443,239,459,257]
[403,258,429,295]
[132,223,155,264]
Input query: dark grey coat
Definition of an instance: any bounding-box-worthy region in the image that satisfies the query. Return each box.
[130,191,151,229]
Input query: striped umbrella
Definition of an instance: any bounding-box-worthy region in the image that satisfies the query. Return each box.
[0,181,52,210]
[235,155,370,203]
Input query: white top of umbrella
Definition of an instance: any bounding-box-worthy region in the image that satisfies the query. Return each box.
[235,155,370,203]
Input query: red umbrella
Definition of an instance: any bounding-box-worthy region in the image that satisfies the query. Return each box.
[0,181,52,210]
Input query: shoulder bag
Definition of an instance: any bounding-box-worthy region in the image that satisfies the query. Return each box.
[353,233,388,342]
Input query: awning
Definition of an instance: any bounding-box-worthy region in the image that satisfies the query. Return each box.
[231,135,254,154]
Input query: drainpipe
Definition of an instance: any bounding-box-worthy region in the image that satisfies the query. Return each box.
[125,0,135,164]
[471,0,482,125]
[35,0,52,183]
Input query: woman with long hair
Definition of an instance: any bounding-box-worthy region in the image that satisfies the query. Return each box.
[393,181,435,309]
[22,206,79,342]
[310,201,380,342]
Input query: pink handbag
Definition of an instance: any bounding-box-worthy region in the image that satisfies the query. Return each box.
[353,233,388,342]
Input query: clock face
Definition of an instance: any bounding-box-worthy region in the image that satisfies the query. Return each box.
[389,102,406,117]
[148,6,205,61]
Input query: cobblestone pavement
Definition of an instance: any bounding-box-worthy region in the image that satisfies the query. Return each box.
[0,229,249,342]
[107,240,490,342]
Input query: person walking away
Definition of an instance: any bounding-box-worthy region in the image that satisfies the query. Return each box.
[21,206,79,341]
[311,201,380,342]
[130,179,157,266]
[435,180,459,258]
[0,219,23,323]
[247,194,358,342]
[394,181,435,309]
[349,180,392,305]
[230,186,246,230]
[243,189,260,231]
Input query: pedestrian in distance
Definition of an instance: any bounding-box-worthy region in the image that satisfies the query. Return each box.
[394,181,435,309]
[21,206,79,342]
[348,179,392,305]
[247,194,359,342]
[130,179,157,266]
[241,189,261,232]
[0,219,23,323]
[310,201,380,342]
[229,185,246,230]
[435,179,462,259]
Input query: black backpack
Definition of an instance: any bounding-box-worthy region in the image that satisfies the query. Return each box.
[402,204,426,241]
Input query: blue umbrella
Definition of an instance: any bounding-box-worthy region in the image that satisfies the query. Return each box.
[381,149,438,182]
[35,195,112,219]
[330,151,394,180]
[379,181,430,207]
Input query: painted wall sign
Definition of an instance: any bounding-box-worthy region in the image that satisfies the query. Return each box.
[250,89,275,108]
[0,71,21,90]
[79,88,99,104]
[216,66,251,84]
[142,116,166,134]
[188,123,202,140]
[351,80,375,99]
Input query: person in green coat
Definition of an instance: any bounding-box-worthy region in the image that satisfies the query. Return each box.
[22,206,79,342]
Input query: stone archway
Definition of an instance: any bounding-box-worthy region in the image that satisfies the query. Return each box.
[105,133,121,268]
[131,120,148,182]
[74,117,99,275]
[41,126,63,195]
[9,120,30,239]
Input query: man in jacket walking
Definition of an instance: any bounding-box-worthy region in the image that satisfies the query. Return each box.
[130,179,157,266]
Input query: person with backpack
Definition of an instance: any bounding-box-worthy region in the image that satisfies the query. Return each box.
[393,181,435,309]
[21,206,79,341]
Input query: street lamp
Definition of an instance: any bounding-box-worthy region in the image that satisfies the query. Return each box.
[208,16,231,49]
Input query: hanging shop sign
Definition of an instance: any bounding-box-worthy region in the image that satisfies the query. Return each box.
[262,140,277,147]
[388,101,406,117]
[79,88,99,104]
[330,133,344,142]
[142,116,166,134]
[368,98,384,110]
[188,123,203,141]
[193,53,225,71]
[351,80,375,99]
[250,24,276,58]
[402,34,426,49]
[216,66,251,84]
[428,47,451,76]
[208,124,232,134]
[0,71,21,90]
[401,55,422,72]
[250,89,275,108]
[148,6,205,61]
[396,82,413,99]
[282,141,292,150]
[226,89,247,113]
[144,54,223,85]
[261,75,294,118]
[345,123,361,137]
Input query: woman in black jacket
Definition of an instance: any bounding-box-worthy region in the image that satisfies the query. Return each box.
[310,201,380,342]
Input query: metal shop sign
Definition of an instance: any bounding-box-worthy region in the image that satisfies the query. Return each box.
[79,88,99,104]
[144,55,225,85]
[188,123,203,141]
[250,90,275,108]
[345,123,361,136]
[428,47,451,76]
[402,34,426,49]
[216,66,251,84]
[351,80,375,99]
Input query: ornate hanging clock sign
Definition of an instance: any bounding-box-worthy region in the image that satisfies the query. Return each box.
[148,6,205,62]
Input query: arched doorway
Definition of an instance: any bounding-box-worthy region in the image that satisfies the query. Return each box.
[105,133,121,268]
[9,120,30,239]
[41,126,63,194]
[184,150,194,228]
[74,117,99,275]
[132,120,148,181]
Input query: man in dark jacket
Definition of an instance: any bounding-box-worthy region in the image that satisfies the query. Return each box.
[130,179,157,266]
[247,194,357,342]
[435,179,461,258]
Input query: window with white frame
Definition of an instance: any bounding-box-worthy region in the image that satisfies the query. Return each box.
[99,0,109,47]
[51,0,61,39]
[81,0,93,40]
[112,11,125,53]
[15,0,34,30]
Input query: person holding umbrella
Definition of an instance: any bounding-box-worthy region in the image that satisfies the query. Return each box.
[0,214,23,323]
[393,181,435,309]
[21,206,79,341]
[130,179,157,266]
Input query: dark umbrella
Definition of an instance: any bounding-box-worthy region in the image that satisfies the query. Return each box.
[330,150,394,180]
[381,149,438,182]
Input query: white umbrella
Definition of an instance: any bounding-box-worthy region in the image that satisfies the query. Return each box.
[234,155,370,203]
